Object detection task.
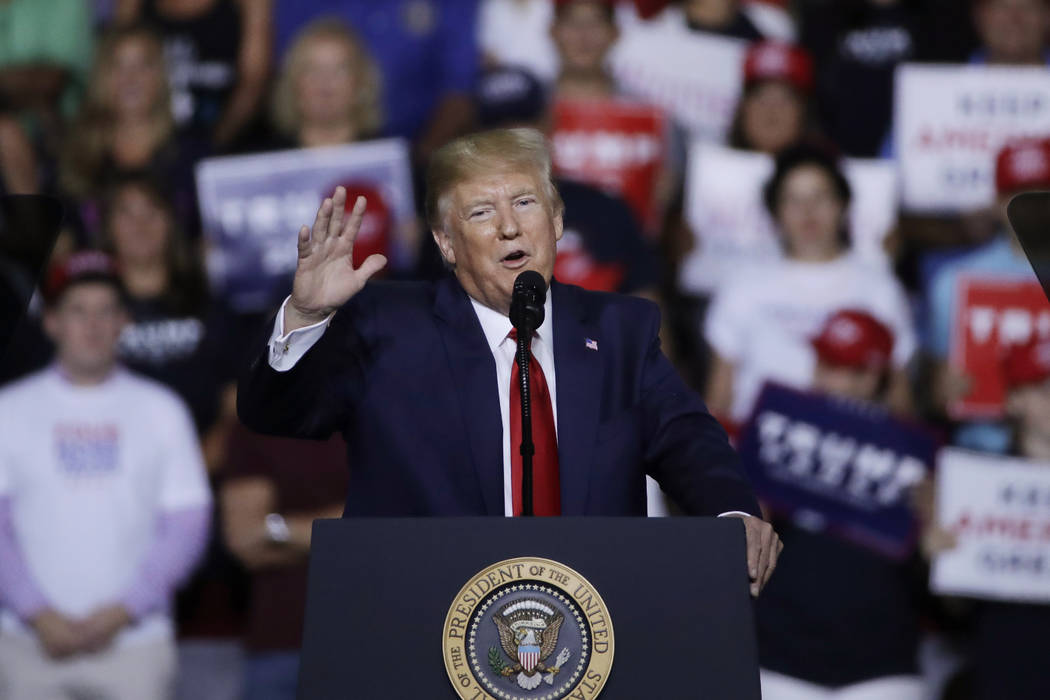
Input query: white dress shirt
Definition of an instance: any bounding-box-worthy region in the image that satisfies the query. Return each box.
[266,294,748,519]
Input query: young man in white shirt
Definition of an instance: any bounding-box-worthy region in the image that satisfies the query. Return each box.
[0,251,212,700]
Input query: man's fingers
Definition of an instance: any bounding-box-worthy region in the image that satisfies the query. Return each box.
[759,531,781,590]
[297,225,311,257]
[356,253,388,282]
[311,197,333,244]
[749,523,768,596]
[329,186,346,239]
[340,196,367,240]
[744,520,760,580]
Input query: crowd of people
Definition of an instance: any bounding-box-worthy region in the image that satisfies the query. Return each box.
[0,0,1049,699]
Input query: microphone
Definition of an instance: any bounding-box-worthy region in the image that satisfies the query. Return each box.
[509,270,546,334]
[509,270,546,517]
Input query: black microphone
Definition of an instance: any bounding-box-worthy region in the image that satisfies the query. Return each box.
[509,270,546,516]
[509,270,546,334]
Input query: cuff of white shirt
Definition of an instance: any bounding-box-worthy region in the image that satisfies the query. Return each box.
[267,296,336,372]
[717,511,754,519]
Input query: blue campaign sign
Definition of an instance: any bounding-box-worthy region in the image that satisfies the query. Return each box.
[737,383,940,559]
[196,139,416,312]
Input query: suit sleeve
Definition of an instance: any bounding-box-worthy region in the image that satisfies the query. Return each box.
[638,306,761,517]
[237,296,371,440]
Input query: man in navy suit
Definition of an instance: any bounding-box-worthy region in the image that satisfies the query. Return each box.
[237,128,782,595]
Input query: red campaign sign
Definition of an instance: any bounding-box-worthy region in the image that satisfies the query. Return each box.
[949,277,1050,419]
[549,99,667,236]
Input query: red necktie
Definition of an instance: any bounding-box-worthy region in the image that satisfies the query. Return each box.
[509,329,561,516]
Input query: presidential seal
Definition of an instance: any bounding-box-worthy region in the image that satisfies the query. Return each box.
[443,558,614,700]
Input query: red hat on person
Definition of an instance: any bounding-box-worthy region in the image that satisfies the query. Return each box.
[42,250,126,306]
[995,138,1050,195]
[743,41,814,93]
[1002,335,1050,389]
[812,309,894,371]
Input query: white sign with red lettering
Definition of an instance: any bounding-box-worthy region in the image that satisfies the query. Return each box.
[610,7,746,141]
[677,142,898,295]
[894,64,1050,212]
[931,448,1050,603]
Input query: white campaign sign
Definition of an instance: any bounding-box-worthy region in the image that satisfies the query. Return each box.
[677,142,898,296]
[610,7,746,142]
[894,64,1050,213]
[931,448,1050,603]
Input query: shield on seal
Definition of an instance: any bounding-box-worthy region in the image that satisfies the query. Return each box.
[518,644,541,672]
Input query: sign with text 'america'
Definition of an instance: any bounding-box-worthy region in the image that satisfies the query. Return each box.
[931,448,1050,604]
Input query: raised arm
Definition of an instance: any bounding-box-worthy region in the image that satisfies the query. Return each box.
[237,187,386,438]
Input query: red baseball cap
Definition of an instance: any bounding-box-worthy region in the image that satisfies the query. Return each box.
[1002,335,1050,389]
[812,309,894,371]
[743,41,814,94]
[995,138,1050,195]
[42,250,126,306]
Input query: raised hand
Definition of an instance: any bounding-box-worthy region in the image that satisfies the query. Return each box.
[286,186,388,332]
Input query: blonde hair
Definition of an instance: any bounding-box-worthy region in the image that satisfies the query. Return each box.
[271,18,383,139]
[425,128,564,231]
[60,25,174,197]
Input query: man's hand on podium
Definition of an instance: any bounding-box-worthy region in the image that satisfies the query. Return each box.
[723,514,782,597]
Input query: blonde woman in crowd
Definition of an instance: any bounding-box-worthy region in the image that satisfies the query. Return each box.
[60,24,209,239]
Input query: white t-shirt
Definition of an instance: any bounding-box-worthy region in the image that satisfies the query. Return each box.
[0,366,211,647]
[705,255,917,422]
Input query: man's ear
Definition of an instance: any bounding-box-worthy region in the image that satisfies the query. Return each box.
[432,227,456,266]
[553,208,564,243]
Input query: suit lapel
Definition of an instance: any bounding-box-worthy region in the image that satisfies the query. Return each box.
[551,281,602,515]
[433,275,504,515]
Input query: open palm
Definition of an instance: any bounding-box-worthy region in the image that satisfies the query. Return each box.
[289,186,387,326]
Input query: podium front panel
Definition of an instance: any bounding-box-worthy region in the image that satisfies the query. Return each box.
[298,517,760,699]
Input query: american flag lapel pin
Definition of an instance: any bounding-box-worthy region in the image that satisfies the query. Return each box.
[585,338,598,351]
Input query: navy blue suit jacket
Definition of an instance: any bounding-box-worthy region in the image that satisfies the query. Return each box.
[237,276,759,517]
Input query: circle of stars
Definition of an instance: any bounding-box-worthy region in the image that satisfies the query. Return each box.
[465,581,591,700]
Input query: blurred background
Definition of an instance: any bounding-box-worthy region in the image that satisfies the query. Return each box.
[1,1,1049,699]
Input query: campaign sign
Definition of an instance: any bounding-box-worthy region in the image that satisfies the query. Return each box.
[609,7,746,141]
[737,383,936,559]
[949,277,1050,419]
[196,139,415,312]
[677,142,898,295]
[931,448,1050,603]
[550,98,668,235]
[894,64,1050,213]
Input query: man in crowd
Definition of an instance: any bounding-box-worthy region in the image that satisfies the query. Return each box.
[238,127,781,596]
[0,251,211,700]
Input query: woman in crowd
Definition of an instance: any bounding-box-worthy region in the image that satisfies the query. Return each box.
[115,0,272,147]
[728,41,817,155]
[269,18,382,150]
[99,173,247,700]
[704,144,916,429]
[60,24,207,239]
[266,18,416,275]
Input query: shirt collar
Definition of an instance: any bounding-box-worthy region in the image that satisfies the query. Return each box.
[469,292,554,355]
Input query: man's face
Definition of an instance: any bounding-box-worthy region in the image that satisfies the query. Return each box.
[433,168,563,315]
[552,2,619,74]
[813,361,883,402]
[44,283,127,379]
